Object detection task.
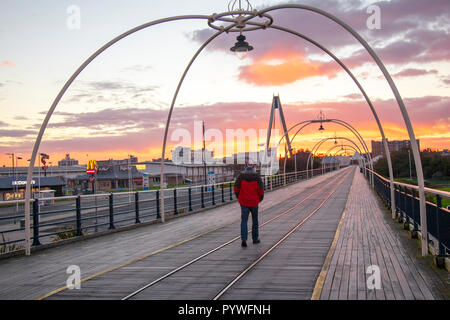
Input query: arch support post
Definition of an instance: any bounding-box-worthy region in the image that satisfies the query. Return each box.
[258,2,427,256]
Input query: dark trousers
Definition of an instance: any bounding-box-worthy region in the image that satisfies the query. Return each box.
[240,205,259,241]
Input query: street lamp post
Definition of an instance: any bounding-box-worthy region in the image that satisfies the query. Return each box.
[24,1,429,256]
[128,155,133,203]
[6,153,18,221]
[293,148,297,179]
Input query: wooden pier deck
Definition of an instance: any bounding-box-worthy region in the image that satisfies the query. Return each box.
[316,170,448,300]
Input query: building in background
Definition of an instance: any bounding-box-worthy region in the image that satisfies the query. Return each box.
[0,176,65,201]
[141,160,234,186]
[371,139,420,157]
[171,146,214,165]
[58,154,79,166]
[71,157,141,193]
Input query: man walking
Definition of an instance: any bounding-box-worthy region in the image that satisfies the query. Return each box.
[234,160,264,247]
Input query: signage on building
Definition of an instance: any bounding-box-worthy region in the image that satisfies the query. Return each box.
[41,153,49,171]
[207,171,215,191]
[4,192,24,201]
[86,160,98,174]
[12,180,36,186]
[142,172,149,190]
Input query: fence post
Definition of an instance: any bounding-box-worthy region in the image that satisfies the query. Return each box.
[212,185,215,206]
[435,195,445,258]
[229,182,233,200]
[398,186,405,223]
[135,192,141,223]
[174,188,178,215]
[404,188,411,230]
[109,193,115,229]
[156,190,161,219]
[75,196,82,237]
[32,199,41,246]
[394,184,400,219]
[411,189,419,238]
[188,187,193,211]
[221,183,225,203]
[201,185,205,208]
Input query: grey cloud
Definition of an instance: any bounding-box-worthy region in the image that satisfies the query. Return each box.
[190,0,450,70]
[393,68,438,78]
[87,81,157,93]
[0,129,36,138]
[121,64,153,73]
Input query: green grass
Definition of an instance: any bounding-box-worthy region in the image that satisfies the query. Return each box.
[435,187,450,208]
[394,178,450,208]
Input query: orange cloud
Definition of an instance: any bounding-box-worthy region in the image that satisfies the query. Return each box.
[0,61,16,67]
[238,48,335,86]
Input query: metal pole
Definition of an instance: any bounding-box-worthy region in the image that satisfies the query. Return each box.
[160,25,230,225]
[294,150,297,180]
[24,14,215,256]
[258,3,428,256]
[262,21,396,223]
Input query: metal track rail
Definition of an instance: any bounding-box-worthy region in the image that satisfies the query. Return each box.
[122,168,351,300]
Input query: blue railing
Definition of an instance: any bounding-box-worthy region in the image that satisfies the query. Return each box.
[0,166,337,255]
[363,168,450,259]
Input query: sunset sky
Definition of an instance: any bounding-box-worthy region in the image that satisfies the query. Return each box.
[0,0,449,167]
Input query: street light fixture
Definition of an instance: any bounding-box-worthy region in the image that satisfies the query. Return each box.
[317,111,326,131]
[230,34,253,59]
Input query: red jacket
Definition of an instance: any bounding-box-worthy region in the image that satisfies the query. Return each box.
[234,171,264,207]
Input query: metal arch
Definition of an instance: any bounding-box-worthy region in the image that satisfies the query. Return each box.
[323,146,363,173]
[306,137,371,179]
[325,144,363,160]
[308,137,366,165]
[309,137,365,163]
[323,144,365,170]
[256,4,427,255]
[25,4,422,255]
[328,119,374,185]
[288,119,372,164]
[264,24,388,189]
[242,19,395,219]
[159,27,235,222]
[307,137,367,179]
[277,119,373,183]
[22,14,218,255]
[161,14,400,224]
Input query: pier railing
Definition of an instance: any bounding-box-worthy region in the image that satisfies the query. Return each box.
[0,166,338,255]
[363,168,450,262]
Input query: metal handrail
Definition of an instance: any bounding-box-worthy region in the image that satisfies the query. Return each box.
[0,166,339,254]
[367,168,450,199]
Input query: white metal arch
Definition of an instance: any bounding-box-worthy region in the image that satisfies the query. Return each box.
[306,136,370,178]
[322,144,366,171]
[24,4,426,256]
[256,3,427,255]
[274,118,374,184]
[23,14,231,255]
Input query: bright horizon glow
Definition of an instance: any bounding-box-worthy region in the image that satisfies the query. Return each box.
[0,0,449,167]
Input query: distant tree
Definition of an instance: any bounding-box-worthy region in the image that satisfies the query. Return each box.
[373,148,449,183]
